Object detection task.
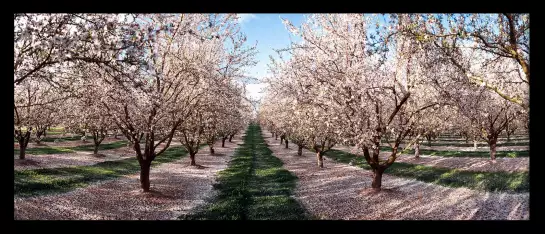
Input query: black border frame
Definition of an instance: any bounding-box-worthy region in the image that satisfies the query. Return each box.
[5,1,544,232]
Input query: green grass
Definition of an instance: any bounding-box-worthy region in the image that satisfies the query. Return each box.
[374,146,529,158]
[405,148,529,158]
[14,146,76,155]
[70,141,128,151]
[45,131,64,136]
[14,141,128,155]
[41,135,84,142]
[14,146,190,198]
[325,149,529,193]
[416,141,529,147]
[181,124,311,220]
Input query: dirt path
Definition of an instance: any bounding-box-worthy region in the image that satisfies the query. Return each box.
[334,145,529,173]
[262,130,529,220]
[14,135,242,220]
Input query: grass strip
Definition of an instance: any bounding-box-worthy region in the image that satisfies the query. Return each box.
[325,149,529,193]
[14,146,190,198]
[14,141,129,155]
[182,124,311,220]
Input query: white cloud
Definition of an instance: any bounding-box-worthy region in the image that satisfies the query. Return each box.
[237,14,257,24]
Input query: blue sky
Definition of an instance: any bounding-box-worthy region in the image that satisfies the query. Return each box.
[237,14,304,101]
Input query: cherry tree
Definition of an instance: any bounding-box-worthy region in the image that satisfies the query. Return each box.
[432,69,525,161]
[14,14,147,86]
[62,87,115,155]
[406,106,455,158]
[14,79,63,159]
[78,14,257,192]
[66,14,242,192]
[404,14,529,111]
[14,13,150,157]
[271,14,450,190]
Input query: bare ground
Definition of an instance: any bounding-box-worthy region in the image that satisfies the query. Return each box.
[262,130,529,220]
[335,145,529,173]
[14,146,136,171]
[14,135,242,220]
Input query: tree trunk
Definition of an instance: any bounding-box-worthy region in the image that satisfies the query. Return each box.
[209,145,215,155]
[272,133,274,137]
[19,142,26,160]
[93,144,99,155]
[473,140,478,150]
[489,140,497,162]
[229,135,234,142]
[507,132,511,142]
[36,129,45,144]
[297,145,303,156]
[280,136,284,145]
[189,153,196,166]
[275,134,278,140]
[371,168,385,190]
[316,152,324,168]
[139,160,151,192]
[285,139,289,149]
[506,122,510,142]
[414,141,420,159]
[17,132,31,160]
[222,137,227,147]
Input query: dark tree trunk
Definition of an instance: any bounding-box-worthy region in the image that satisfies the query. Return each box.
[316,151,324,168]
[19,142,26,160]
[92,132,104,155]
[506,122,510,142]
[285,139,289,149]
[414,141,420,159]
[371,168,385,190]
[489,139,497,161]
[275,134,278,140]
[297,144,303,156]
[209,145,215,155]
[93,144,99,154]
[17,131,31,160]
[189,153,196,166]
[280,136,284,145]
[35,129,46,144]
[139,160,151,192]
[222,137,227,147]
[229,134,234,142]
